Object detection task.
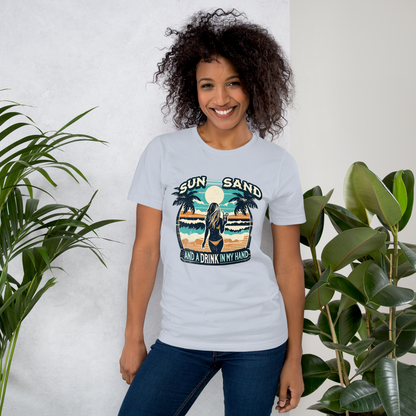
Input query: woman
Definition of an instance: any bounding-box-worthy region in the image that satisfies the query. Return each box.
[119,9,305,416]
[202,202,229,253]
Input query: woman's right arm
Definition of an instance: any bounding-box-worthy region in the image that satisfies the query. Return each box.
[119,203,162,384]
[202,221,209,248]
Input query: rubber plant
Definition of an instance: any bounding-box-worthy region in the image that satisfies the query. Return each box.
[300,162,416,416]
[0,92,120,413]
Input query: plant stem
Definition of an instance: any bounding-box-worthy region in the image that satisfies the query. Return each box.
[308,238,320,284]
[366,312,373,350]
[393,227,399,281]
[308,238,350,411]
[325,304,350,387]
[389,229,399,359]
[0,323,21,414]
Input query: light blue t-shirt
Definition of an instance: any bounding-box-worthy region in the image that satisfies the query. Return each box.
[128,127,305,351]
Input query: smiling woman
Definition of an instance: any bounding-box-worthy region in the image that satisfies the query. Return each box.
[119,8,306,416]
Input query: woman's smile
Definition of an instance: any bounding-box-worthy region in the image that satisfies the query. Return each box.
[211,106,236,117]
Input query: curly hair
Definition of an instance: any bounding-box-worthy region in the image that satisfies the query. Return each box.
[153,8,294,139]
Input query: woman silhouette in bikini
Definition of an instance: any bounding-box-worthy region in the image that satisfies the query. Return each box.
[202,202,229,253]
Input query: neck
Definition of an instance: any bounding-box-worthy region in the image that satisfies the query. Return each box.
[197,122,252,151]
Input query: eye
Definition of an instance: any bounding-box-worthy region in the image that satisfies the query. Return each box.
[228,81,241,87]
[200,83,214,89]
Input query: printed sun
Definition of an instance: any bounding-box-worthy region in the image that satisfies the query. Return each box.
[205,186,224,204]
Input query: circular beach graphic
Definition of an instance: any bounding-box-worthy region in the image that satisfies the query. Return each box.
[172,176,262,266]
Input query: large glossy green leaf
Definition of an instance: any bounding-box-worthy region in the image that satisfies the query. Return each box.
[305,267,335,310]
[318,386,345,414]
[362,369,376,386]
[305,285,335,311]
[339,260,373,312]
[301,354,331,397]
[322,228,386,271]
[351,162,402,228]
[397,313,416,331]
[344,162,372,224]
[300,189,333,240]
[323,338,375,357]
[364,263,415,307]
[340,380,381,412]
[393,171,408,215]
[318,301,339,343]
[383,170,414,231]
[307,403,340,415]
[398,242,416,272]
[327,275,367,305]
[355,340,396,377]
[303,318,322,336]
[375,359,416,416]
[303,259,321,289]
[337,304,362,345]
[403,304,416,313]
[395,249,416,279]
[397,361,416,416]
[371,325,416,357]
[399,170,414,230]
[318,301,361,345]
[325,203,368,233]
[300,186,325,247]
[326,358,351,383]
[375,358,400,416]
[303,186,323,199]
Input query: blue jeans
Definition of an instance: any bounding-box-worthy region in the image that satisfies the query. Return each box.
[118,339,287,416]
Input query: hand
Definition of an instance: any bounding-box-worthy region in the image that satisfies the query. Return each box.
[119,340,147,384]
[276,359,304,413]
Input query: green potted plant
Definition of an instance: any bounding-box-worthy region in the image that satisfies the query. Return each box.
[300,162,416,416]
[0,92,120,413]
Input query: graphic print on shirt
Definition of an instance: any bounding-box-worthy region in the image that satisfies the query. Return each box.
[172,176,262,265]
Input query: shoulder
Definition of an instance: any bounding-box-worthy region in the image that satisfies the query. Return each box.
[152,128,194,150]
[253,138,301,186]
[139,128,195,160]
[253,136,290,164]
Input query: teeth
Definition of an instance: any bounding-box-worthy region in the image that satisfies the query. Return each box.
[214,108,234,115]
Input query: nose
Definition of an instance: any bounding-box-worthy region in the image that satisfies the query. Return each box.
[214,86,229,106]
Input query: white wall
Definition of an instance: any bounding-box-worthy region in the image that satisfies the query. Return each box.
[1,1,289,415]
[291,0,416,414]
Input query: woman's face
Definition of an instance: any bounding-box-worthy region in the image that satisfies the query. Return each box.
[196,56,250,133]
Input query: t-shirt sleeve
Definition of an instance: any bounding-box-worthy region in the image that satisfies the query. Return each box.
[127,137,164,210]
[268,151,306,225]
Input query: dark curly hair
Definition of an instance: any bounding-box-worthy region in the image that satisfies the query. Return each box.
[154,8,294,139]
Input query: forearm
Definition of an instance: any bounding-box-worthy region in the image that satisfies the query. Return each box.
[276,263,305,361]
[124,243,160,343]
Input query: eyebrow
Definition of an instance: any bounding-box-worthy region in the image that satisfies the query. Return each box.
[198,75,240,84]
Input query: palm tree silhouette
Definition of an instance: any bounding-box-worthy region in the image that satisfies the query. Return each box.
[229,190,258,248]
[172,188,201,249]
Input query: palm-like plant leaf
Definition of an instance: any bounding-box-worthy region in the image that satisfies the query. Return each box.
[0,96,120,413]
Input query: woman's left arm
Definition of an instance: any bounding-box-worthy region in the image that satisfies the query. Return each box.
[271,223,305,414]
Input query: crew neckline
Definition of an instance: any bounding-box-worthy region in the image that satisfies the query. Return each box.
[192,127,258,155]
